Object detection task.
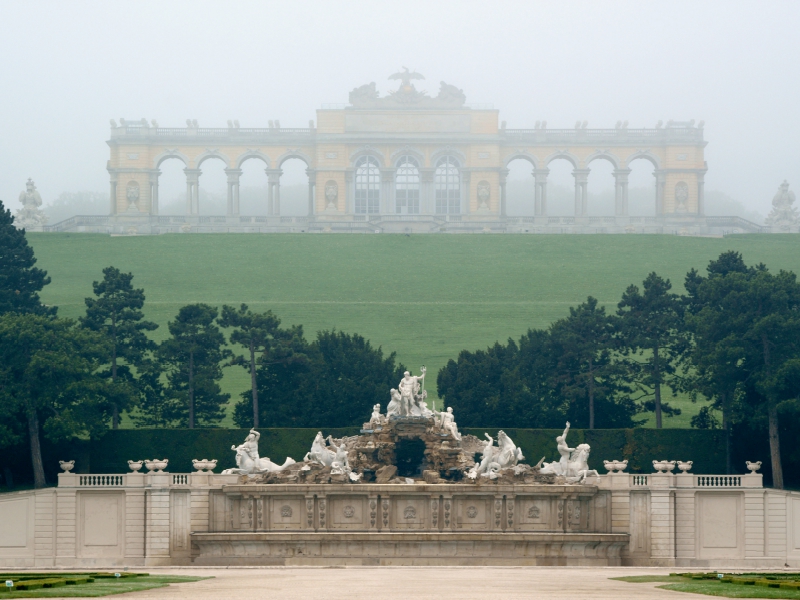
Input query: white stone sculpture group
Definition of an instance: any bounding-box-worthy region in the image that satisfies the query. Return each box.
[221,429,295,475]
[540,422,599,483]
[467,431,525,479]
[388,369,433,417]
[15,178,47,229]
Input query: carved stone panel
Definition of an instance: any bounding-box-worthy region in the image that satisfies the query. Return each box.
[697,493,743,559]
[329,496,367,530]
[390,495,428,530]
[629,492,650,556]
[455,496,490,531]
[79,492,124,557]
[269,496,304,530]
[517,496,553,531]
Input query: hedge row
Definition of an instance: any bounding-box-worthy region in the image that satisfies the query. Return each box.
[1,427,735,486]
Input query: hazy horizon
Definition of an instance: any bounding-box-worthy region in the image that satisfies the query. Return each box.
[2,1,798,222]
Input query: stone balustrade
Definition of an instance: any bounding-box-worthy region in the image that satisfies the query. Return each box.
[2,467,798,568]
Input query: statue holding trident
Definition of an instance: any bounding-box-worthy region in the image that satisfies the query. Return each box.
[397,367,426,416]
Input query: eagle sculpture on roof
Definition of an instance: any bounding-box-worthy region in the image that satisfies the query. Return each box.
[389,67,425,90]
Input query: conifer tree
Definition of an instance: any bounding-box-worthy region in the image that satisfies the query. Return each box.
[157,304,230,428]
[81,267,158,428]
[0,200,54,316]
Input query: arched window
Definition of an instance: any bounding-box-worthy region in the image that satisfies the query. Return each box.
[395,156,420,214]
[354,156,380,214]
[435,156,460,214]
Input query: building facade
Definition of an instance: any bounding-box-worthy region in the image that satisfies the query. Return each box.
[62,73,757,234]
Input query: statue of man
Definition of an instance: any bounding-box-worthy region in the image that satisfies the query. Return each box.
[555,422,574,476]
[240,429,260,462]
[15,178,47,228]
[398,368,425,415]
[438,407,461,441]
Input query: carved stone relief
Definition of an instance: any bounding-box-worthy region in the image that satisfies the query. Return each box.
[280,505,292,518]
[466,505,478,519]
[343,505,355,518]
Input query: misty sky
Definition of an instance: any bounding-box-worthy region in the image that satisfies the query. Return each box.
[1,1,798,217]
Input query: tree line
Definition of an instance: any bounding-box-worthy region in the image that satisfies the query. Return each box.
[1,200,799,488]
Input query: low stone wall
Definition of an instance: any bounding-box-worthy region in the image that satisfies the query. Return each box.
[0,469,797,567]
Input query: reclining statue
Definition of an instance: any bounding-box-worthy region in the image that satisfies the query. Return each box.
[468,430,524,479]
[222,429,296,475]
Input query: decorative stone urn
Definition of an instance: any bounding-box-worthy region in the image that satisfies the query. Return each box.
[652,460,676,473]
[603,459,628,473]
[192,459,218,473]
[144,459,169,473]
[127,460,143,473]
[677,460,693,473]
[746,460,762,473]
[59,460,75,473]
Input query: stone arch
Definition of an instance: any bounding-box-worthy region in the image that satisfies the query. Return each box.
[195,149,231,169]
[430,147,466,168]
[277,148,313,168]
[349,146,385,167]
[153,149,190,169]
[503,151,538,169]
[235,149,271,169]
[625,150,661,170]
[544,150,580,169]
[584,150,621,170]
[390,146,425,167]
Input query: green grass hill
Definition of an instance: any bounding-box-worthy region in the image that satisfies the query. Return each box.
[27,233,800,428]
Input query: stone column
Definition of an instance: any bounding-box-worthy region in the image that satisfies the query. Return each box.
[461,171,471,215]
[266,169,282,216]
[224,168,242,217]
[614,168,631,216]
[697,169,707,215]
[420,168,435,215]
[55,487,78,565]
[109,175,118,215]
[744,489,766,559]
[381,169,396,215]
[674,473,695,563]
[184,168,201,216]
[149,171,160,216]
[573,169,590,216]
[345,171,354,215]
[648,472,675,564]
[534,168,549,216]
[306,168,316,216]
[655,170,666,215]
[499,168,509,217]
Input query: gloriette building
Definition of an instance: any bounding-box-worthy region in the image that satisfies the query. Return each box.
[62,71,761,234]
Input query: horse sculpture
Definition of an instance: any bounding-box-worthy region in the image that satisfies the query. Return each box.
[541,443,599,483]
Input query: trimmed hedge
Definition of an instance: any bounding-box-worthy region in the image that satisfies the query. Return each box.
[1,427,728,483]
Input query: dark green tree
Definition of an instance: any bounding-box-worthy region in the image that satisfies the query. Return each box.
[0,200,54,316]
[219,304,307,428]
[616,272,688,428]
[157,304,230,428]
[80,267,158,428]
[686,258,800,488]
[0,314,108,487]
[235,329,403,428]
[548,297,636,428]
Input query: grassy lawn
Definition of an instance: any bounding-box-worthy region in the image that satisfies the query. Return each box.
[28,233,800,427]
[0,574,205,597]
[615,575,800,598]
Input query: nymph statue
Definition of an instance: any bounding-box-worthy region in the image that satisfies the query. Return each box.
[436,407,461,441]
[222,429,295,475]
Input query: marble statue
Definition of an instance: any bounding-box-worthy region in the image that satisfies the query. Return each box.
[349,72,466,109]
[387,388,402,417]
[436,407,461,441]
[15,178,47,229]
[304,431,336,466]
[766,180,798,229]
[221,429,295,475]
[540,423,599,482]
[467,430,524,479]
[398,368,426,416]
[329,439,351,475]
[369,404,382,428]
